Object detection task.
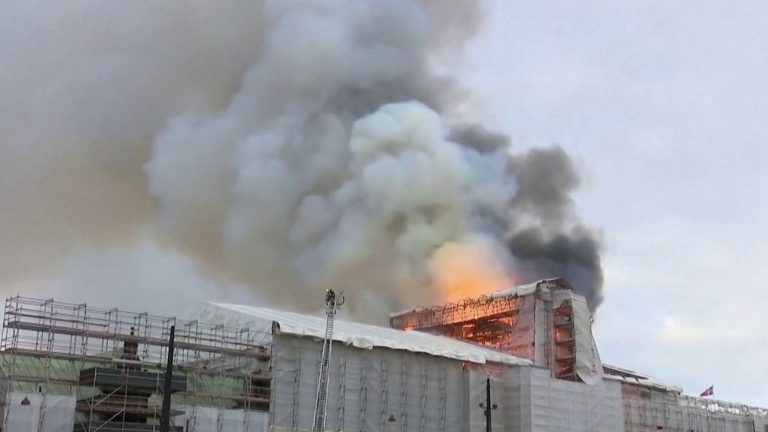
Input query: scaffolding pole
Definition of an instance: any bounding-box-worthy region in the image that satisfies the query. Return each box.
[0,295,273,431]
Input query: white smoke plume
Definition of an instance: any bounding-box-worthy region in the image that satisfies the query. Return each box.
[0,0,602,322]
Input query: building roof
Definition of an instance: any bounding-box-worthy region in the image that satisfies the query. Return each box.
[196,303,531,367]
[488,277,572,300]
[602,364,683,393]
[389,278,571,318]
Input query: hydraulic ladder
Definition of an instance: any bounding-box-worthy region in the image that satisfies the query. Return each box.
[312,289,344,432]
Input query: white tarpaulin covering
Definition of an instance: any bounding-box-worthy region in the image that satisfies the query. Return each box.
[602,364,683,393]
[271,334,470,432]
[466,366,623,432]
[183,407,269,432]
[569,294,604,385]
[197,303,530,367]
[528,367,624,431]
[269,330,628,432]
[621,387,763,431]
[489,281,541,299]
[3,393,75,432]
[551,289,604,385]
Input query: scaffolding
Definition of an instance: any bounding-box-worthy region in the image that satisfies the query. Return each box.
[389,278,579,380]
[390,294,532,358]
[552,300,577,381]
[0,296,272,431]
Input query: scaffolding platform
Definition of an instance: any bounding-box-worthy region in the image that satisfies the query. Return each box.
[78,367,187,395]
[73,421,184,432]
[1,295,274,431]
[75,394,184,417]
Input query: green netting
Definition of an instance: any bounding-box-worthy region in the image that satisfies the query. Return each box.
[175,374,248,408]
[0,353,260,409]
[0,353,88,395]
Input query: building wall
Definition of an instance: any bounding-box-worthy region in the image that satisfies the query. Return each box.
[269,334,765,432]
[270,334,627,432]
[2,393,75,432]
[753,415,768,432]
[466,364,524,431]
[0,392,268,432]
[270,334,471,432]
[182,407,269,432]
[621,384,759,432]
[525,366,624,432]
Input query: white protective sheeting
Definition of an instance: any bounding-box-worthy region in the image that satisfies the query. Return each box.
[533,290,550,367]
[466,364,525,431]
[198,303,530,366]
[3,393,75,432]
[489,280,540,299]
[465,365,623,432]
[621,386,761,432]
[528,367,624,432]
[753,414,768,432]
[271,334,469,432]
[183,407,269,432]
[603,364,683,393]
[506,294,536,359]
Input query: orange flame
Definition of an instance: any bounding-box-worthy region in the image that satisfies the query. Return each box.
[429,238,514,303]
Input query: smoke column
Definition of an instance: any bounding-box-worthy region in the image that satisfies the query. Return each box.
[451,126,604,309]
[0,2,265,287]
[0,1,603,321]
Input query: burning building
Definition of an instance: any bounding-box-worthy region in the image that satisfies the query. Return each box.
[390,278,601,383]
[0,280,766,431]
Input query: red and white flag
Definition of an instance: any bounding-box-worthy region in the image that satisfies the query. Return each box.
[700,385,714,397]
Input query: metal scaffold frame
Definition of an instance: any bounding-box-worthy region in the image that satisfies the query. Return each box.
[390,295,529,357]
[0,295,273,431]
[390,295,525,331]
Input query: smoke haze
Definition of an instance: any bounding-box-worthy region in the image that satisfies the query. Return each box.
[0,0,603,321]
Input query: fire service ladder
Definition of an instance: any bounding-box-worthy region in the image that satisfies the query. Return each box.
[312,289,344,432]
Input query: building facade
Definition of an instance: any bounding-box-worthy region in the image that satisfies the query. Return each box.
[1,281,766,431]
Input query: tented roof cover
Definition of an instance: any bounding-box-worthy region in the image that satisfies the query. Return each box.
[197,303,531,367]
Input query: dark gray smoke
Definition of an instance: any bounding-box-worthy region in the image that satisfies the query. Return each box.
[508,147,604,309]
[449,125,604,310]
[507,227,603,310]
[448,123,511,154]
[509,147,581,227]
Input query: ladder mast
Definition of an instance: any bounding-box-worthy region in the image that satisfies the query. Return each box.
[312,289,344,432]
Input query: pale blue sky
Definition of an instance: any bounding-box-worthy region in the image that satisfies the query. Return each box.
[463,0,768,405]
